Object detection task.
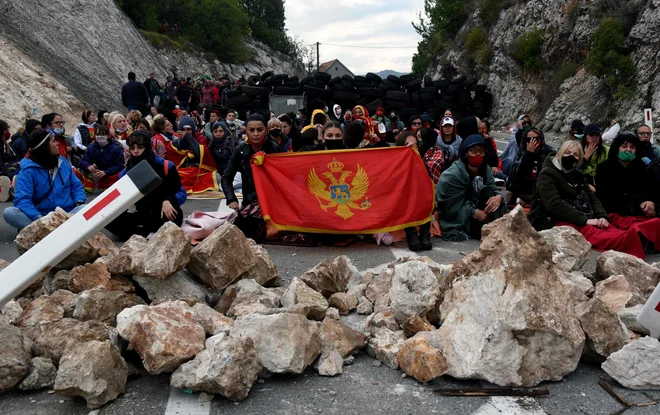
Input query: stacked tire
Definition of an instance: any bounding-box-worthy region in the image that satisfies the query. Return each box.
[228,71,492,121]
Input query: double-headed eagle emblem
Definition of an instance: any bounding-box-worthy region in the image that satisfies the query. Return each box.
[307,158,372,220]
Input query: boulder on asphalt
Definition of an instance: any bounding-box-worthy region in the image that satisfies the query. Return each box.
[189,223,257,292]
[326,307,340,320]
[389,261,441,324]
[133,269,212,305]
[397,332,448,382]
[215,279,281,317]
[18,357,57,390]
[356,296,374,315]
[171,333,262,401]
[438,207,585,387]
[373,294,391,314]
[15,208,114,269]
[596,250,660,306]
[0,299,23,325]
[244,243,281,287]
[51,270,73,292]
[192,303,234,336]
[367,310,399,335]
[105,235,148,276]
[319,317,366,358]
[281,278,328,320]
[131,222,191,279]
[328,292,357,316]
[557,271,594,303]
[301,255,360,298]
[602,337,660,390]
[116,301,205,374]
[73,288,143,325]
[539,226,592,271]
[50,290,78,317]
[314,350,344,376]
[617,305,648,335]
[230,313,321,374]
[33,318,115,365]
[364,267,394,304]
[54,341,127,409]
[402,315,434,338]
[68,263,112,293]
[594,275,632,313]
[0,323,30,392]
[366,327,406,370]
[18,296,64,333]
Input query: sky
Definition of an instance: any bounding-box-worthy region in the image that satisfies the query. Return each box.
[283,0,425,75]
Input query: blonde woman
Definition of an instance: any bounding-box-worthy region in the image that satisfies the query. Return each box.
[528,140,650,258]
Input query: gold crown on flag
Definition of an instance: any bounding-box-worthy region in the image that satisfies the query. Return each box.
[328,158,344,173]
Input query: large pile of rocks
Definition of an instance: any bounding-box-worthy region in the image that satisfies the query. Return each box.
[1,206,659,409]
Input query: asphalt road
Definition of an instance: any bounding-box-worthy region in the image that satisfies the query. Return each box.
[1,181,660,414]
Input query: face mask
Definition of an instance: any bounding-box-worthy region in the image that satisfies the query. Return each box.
[226,120,234,126]
[116,128,126,134]
[618,150,636,163]
[561,155,579,171]
[54,128,64,136]
[270,129,281,137]
[95,135,109,147]
[344,115,352,122]
[296,114,301,119]
[467,154,485,167]
[574,134,584,140]
[3,131,10,140]
[411,127,419,134]
[325,139,344,150]
[376,111,384,117]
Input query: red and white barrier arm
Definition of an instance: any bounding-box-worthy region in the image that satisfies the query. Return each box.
[0,160,162,306]
[638,283,660,339]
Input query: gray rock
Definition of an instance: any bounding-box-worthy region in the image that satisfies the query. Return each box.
[596,250,660,306]
[131,222,191,279]
[366,327,406,370]
[215,279,281,317]
[49,290,77,318]
[192,303,234,336]
[0,323,30,392]
[301,256,360,298]
[51,270,73,292]
[73,288,143,325]
[314,350,344,377]
[33,318,116,365]
[281,278,328,320]
[389,261,441,324]
[602,337,660,390]
[0,299,23,325]
[617,305,649,335]
[356,296,374,315]
[367,310,399,335]
[328,292,357,316]
[133,269,212,305]
[18,357,57,390]
[325,307,340,320]
[106,235,148,276]
[244,243,281,287]
[539,226,592,271]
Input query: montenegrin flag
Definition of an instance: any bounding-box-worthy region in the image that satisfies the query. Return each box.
[251,146,434,234]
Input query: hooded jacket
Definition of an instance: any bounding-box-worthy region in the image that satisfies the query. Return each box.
[501,128,526,175]
[79,139,126,176]
[528,154,608,231]
[595,134,658,216]
[119,156,187,211]
[506,129,553,195]
[208,122,236,174]
[579,135,609,179]
[14,156,86,221]
[302,110,329,133]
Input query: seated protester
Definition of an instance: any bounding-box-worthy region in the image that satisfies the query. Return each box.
[320,122,346,150]
[208,121,235,177]
[579,124,609,190]
[222,113,281,241]
[169,116,218,194]
[501,114,532,175]
[372,107,391,131]
[343,121,367,150]
[75,125,125,191]
[505,127,553,204]
[528,140,653,259]
[302,109,329,134]
[419,128,445,185]
[481,119,504,179]
[109,112,131,161]
[203,110,221,142]
[301,127,320,151]
[397,132,432,251]
[98,110,110,128]
[3,129,86,230]
[224,109,244,142]
[105,131,186,240]
[634,124,660,165]
[330,104,344,123]
[568,119,585,142]
[178,115,208,147]
[279,115,302,151]
[152,116,177,159]
[41,113,71,158]
[11,119,41,160]
[437,116,461,169]
[268,118,292,152]
[418,115,438,157]
[395,114,422,144]
[73,110,97,154]
[343,110,353,128]
[595,133,660,252]
[436,135,508,240]
[0,120,21,180]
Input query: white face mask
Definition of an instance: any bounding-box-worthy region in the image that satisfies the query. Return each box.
[574,134,584,139]
[95,135,109,147]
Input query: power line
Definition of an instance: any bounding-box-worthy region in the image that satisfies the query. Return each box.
[315,42,418,50]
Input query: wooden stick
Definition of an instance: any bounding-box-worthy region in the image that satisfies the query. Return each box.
[433,387,550,397]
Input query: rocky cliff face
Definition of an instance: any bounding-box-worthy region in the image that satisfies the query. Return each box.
[0,0,303,129]
[428,0,658,133]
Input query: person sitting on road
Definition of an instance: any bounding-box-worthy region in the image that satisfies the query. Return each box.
[302,109,329,134]
[437,134,507,240]
[568,119,585,142]
[109,113,131,149]
[501,114,532,175]
[319,122,346,150]
[75,125,125,192]
[395,114,422,145]
[279,115,302,151]
[73,110,97,154]
[528,140,654,259]
[268,118,292,152]
[505,127,553,205]
[208,121,235,179]
[222,113,281,241]
[3,129,86,230]
[419,128,445,185]
[151,116,176,159]
[578,124,608,191]
[41,113,71,159]
[11,119,42,160]
[105,130,186,240]
[203,110,221,142]
[0,120,21,180]
[436,116,461,170]
[634,124,660,165]
[481,119,505,180]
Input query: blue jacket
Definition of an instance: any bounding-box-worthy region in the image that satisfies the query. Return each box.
[79,140,125,176]
[119,156,187,207]
[14,157,86,221]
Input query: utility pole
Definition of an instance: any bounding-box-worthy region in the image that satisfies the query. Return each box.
[316,42,320,72]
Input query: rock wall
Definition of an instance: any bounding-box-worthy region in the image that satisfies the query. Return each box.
[427,0,657,132]
[0,0,303,130]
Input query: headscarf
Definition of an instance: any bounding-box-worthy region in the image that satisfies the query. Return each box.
[125,130,155,172]
[210,121,234,148]
[178,116,197,133]
[352,105,374,135]
[27,129,59,170]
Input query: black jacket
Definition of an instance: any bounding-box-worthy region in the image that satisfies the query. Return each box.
[221,140,281,206]
[506,130,553,195]
[121,81,149,109]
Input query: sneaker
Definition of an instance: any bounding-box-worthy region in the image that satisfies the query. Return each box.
[0,176,10,202]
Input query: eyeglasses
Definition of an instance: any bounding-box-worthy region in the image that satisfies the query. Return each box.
[411,122,422,126]
[521,121,530,127]
[638,132,652,137]
[51,121,65,126]
[468,148,486,156]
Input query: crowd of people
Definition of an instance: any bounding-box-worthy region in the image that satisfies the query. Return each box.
[2,71,660,260]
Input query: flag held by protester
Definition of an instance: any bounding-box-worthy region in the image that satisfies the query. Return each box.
[252,147,434,234]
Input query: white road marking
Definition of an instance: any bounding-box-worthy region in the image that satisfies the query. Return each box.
[472,397,546,415]
[164,388,211,415]
[390,246,417,259]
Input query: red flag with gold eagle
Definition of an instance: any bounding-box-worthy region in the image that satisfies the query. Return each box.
[251,147,434,234]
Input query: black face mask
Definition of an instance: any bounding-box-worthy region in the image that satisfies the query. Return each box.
[561,155,579,171]
[270,129,282,137]
[324,139,344,150]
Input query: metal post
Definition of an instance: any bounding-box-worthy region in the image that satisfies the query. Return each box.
[645,108,654,141]
[316,42,320,72]
[0,161,162,306]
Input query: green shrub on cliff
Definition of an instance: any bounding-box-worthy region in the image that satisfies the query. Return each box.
[509,29,546,73]
[465,27,492,65]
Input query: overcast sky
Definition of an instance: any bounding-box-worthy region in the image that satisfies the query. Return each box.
[284,0,424,75]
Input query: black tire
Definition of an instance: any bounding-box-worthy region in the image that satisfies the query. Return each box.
[300,76,314,86]
[365,72,383,83]
[386,90,410,100]
[453,76,467,85]
[461,78,477,88]
[357,87,385,98]
[365,99,384,113]
[284,80,300,88]
[354,75,367,83]
[377,84,390,91]
[313,72,332,83]
[410,92,420,106]
[382,79,400,90]
[328,77,342,87]
[304,85,333,99]
[332,84,348,92]
[470,84,487,93]
[261,71,274,81]
[354,81,371,89]
[226,89,242,98]
[433,79,451,89]
[273,86,302,95]
[247,75,261,86]
[273,74,289,81]
[332,90,361,101]
[419,87,437,94]
[385,99,410,109]
[339,80,355,91]
[227,94,251,106]
[308,80,327,88]
[242,85,271,96]
[473,101,488,110]
[407,78,423,88]
[418,92,436,101]
[435,100,453,109]
[342,74,355,83]
[406,84,422,93]
[424,75,433,87]
[446,85,461,94]
[400,74,415,83]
